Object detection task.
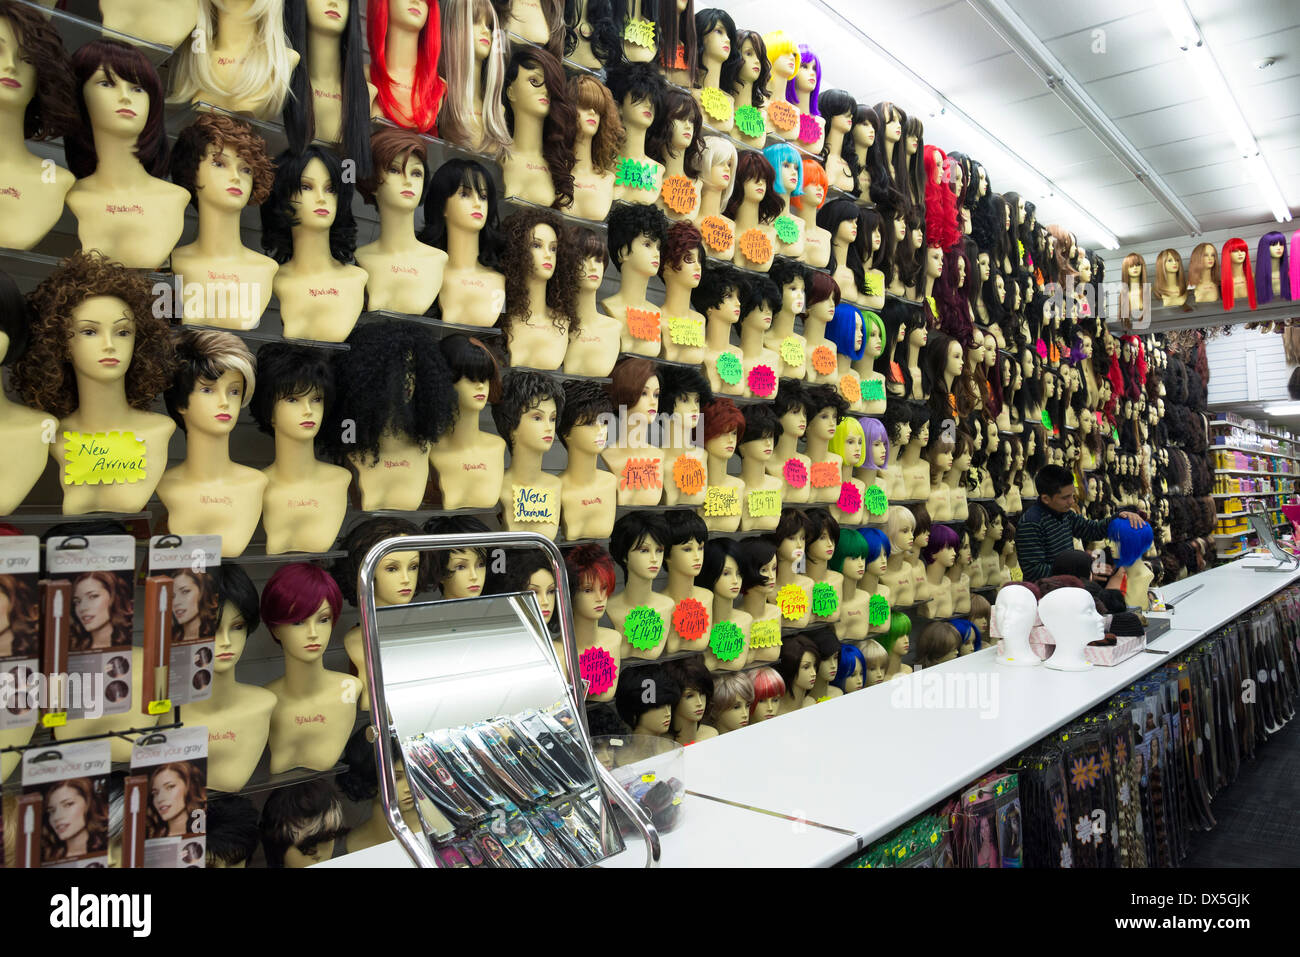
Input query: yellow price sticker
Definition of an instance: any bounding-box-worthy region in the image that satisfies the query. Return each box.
[42,712,68,728]
[640,772,656,783]
[512,485,558,524]
[63,430,146,486]
[147,699,172,716]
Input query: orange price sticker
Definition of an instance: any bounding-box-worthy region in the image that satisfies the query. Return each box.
[699,215,734,253]
[810,461,840,489]
[768,100,798,132]
[672,455,706,495]
[811,345,837,375]
[620,457,663,491]
[672,597,709,642]
[840,374,862,404]
[626,306,661,341]
[738,227,773,266]
[661,174,698,215]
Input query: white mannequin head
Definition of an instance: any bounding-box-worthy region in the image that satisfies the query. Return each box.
[993,584,1041,667]
[1037,587,1099,672]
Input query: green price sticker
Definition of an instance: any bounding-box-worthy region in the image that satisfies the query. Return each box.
[624,605,665,650]
[865,484,888,516]
[812,581,840,617]
[1041,408,1053,431]
[774,214,799,245]
[716,351,743,385]
[708,620,745,662]
[734,105,765,138]
[868,594,890,626]
[862,378,886,401]
[615,156,657,191]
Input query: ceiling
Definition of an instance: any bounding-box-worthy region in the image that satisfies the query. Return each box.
[725,0,1300,253]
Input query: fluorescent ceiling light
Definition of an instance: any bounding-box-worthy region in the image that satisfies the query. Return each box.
[1246,153,1292,223]
[1154,0,1201,50]
[1262,402,1300,415]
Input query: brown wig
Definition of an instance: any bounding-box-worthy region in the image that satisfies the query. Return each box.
[0,573,39,658]
[499,208,581,337]
[647,85,705,178]
[69,570,133,652]
[145,761,206,839]
[170,112,274,208]
[41,777,108,861]
[723,149,784,223]
[14,251,176,419]
[659,221,705,281]
[1187,242,1220,290]
[567,73,623,173]
[503,44,577,210]
[0,0,77,140]
[169,568,222,645]
[606,356,660,409]
[357,127,430,206]
[701,396,746,443]
[562,226,610,274]
[1153,248,1187,299]
[66,39,169,179]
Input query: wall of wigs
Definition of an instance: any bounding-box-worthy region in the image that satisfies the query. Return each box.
[0,0,1248,868]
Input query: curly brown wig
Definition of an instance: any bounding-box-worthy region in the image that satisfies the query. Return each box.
[503,44,577,210]
[13,251,176,419]
[0,0,77,141]
[170,113,275,208]
[568,73,624,174]
[499,208,581,338]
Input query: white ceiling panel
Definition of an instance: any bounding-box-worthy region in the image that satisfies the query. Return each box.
[899,2,1017,69]
[1164,163,1253,196]
[1186,0,1300,46]
[1052,155,1134,191]
[1043,14,1181,84]
[1002,0,1148,41]
[1142,135,1243,175]
[1086,62,1200,121]
[1182,182,1265,216]
[1113,100,1213,149]
[1032,127,1118,167]
[987,92,1086,137]
[1198,208,1277,234]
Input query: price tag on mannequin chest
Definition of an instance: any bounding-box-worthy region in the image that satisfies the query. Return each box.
[672,598,709,642]
[621,458,663,491]
[812,582,839,617]
[749,619,781,648]
[747,489,781,517]
[579,646,618,696]
[810,346,837,376]
[673,456,706,495]
[777,583,809,620]
[865,484,889,515]
[810,462,840,488]
[703,485,741,516]
[668,315,705,347]
[708,621,745,662]
[512,486,558,524]
[626,307,661,341]
[63,431,146,486]
[624,606,664,650]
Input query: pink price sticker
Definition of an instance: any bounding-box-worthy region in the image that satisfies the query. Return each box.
[579,645,618,696]
[747,363,776,398]
[783,457,808,488]
[837,481,862,514]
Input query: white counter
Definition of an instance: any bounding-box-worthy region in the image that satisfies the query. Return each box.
[319,555,1300,869]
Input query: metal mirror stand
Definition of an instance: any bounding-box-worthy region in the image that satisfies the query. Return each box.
[1246,501,1299,572]
[356,530,662,868]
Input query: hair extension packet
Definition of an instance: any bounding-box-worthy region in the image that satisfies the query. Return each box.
[127,726,208,868]
[146,535,223,708]
[0,536,41,730]
[21,738,111,867]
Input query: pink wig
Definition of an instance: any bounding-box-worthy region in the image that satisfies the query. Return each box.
[1291,229,1300,299]
[367,0,447,134]
[565,543,616,596]
[749,666,786,716]
[261,563,343,628]
[923,145,960,251]
[1221,237,1257,311]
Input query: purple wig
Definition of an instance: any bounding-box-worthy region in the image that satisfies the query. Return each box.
[261,563,343,629]
[861,415,891,466]
[785,44,821,115]
[1256,231,1291,304]
[1291,229,1300,299]
[921,523,960,564]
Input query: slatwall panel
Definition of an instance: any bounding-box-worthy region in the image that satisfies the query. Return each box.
[1206,328,1291,404]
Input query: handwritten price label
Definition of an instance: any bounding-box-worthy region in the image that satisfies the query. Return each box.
[925,296,938,321]
[620,457,663,491]
[812,581,839,617]
[840,374,862,405]
[777,583,809,620]
[863,273,884,297]
[579,646,618,696]
[703,485,741,516]
[700,86,734,123]
[661,174,698,215]
[512,485,558,524]
[738,227,773,266]
[865,484,888,516]
[811,345,837,375]
[708,620,745,662]
[624,605,665,650]
[622,16,656,49]
[667,315,705,347]
[783,457,808,488]
[750,618,781,648]
[615,156,658,191]
[780,335,805,367]
[837,481,862,514]
[673,455,706,495]
[747,363,776,398]
[868,594,890,626]
[716,351,743,385]
[626,306,661,341]
[810,461,841,488]
[862,377,886,401]
[672,597,709,642]
[774,213,800,245]
[734,104,765,138]
[747,488,782,517]
[768,100,798,132]
[699,215,734,253]
[797,112,823,145]
[63,430,146,486]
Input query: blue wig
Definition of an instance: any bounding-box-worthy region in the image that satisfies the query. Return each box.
[826,301,866,359]
[1107,517,1154,568]
[861,526,891,563]
[952,617,982,651]
[830,643,866,691]
[762,141,804,197]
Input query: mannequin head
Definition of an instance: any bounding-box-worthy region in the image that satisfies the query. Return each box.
[761,141,804,199]
[808,626,840,687]
[770,507,812,565]
[168,0,293,120]
[440,334,504,424]
[616,662,680,736]
[489,550,558,624]
[559,378,614,457]
[334,516,426,607]
[921,522,959,567]
[14,250,176,419]
[357,127,429,212]
[321,320,453,465]
[805,384,849,446]
[608,201,668,273]
[829,527,870,579]
[748,666,784,721]
[1107,516,1154,568]
[735,536,778,602]
[261,147,358,265]
[915,621,960,668]
[500,208,580,333]
[665,657,713,738]
[791,155,828,213]
[708,670,755,731]
[831,643,866,693]
[0,1,76,141]
[492,369,565,454]
[660,220,706,292]
[247,340,334,447]
[738,402,781,467]
[826,416,865,474]
[861,415,890,469]
[694,6,740,80]
[418,158,503,267]
[566,543,617,620]
[171,113,275,217]
[261,563,343,654]
[503,44,577,208]
[606,357,660,438]
[824,301,867,361]
[438,0,510,153]
[260,779,346,868]
[568,72,624,172]
[206,794,260,868]
[1153,248,1186,299]
[724,149,783,222]
[66,38,168,178]
[659,365,712,444]
[731,29,770,105]
[776,633,817,699]
[366,0,446,133]
[162,329,256,437]
[1255,231,1291,304]
[610,511,670,578]
[884,504,915,556]
[422,515,490,598]
[662,509,708,582]
[878,610,911,658]
[647,86,705,176]
[697,536,744,605]
[804,508,840,569]
[603,60,666,135]
[698,133,738,207]
[923,427,955,484]
[701,395,745,464]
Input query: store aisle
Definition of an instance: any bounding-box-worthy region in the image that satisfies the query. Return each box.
[1183,716,1300,867]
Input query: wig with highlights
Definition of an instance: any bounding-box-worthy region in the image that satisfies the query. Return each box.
[170,112,275,208]
[438,0,510,155]
[568,73,624,173]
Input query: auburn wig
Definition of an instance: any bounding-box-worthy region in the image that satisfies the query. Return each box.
[67,39,169,179]
[569,73,624,173]
[357,127,429,206]
[170,112,275,208]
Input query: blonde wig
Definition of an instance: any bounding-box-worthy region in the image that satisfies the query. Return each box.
[438,0,510,155]
[168,0,294,119]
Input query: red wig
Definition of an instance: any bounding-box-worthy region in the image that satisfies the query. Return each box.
[565,544,616,596]
[749,666,786,715]
[1221,238,1257,310]
[923,145,960,251]
[367,0,447,134]
[791,156,828,212]
[702,396,746,442]
[261,563,343,629]
[806,269,841,307]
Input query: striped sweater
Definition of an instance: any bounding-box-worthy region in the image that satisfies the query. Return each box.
[1017,501,1111,582]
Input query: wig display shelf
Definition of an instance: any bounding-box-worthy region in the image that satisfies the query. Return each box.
[1211,490,1293,498]
[0,510,153,527]
[222,545,348,566]
[502,194,609,233]
[361,507,499,523]
[356,309,502,339]
[371,118,505,188]
[27,0,175,65]
[207,759,350,799]
[1105,295,1300,336]
[171,321,351,352]
[0,247,68,288]
[165,101,293,158]
[1211,419,1297,444]
[885,293,924,309]
[511,366,611,385]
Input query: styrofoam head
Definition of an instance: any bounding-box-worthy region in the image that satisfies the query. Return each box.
[1037,587,1104,640]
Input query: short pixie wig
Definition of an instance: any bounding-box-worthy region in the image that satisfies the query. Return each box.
[606,356,660,410]
[616,662,680,729]
[699,134,738,208]
[171,112,275,208]
[207,564,261,636]
[603,60,667,115]
[609,511,670,574]
[741,403,782,445]
[66,39,169,178]
[357,127,430,207]
[261,563,343,632]
[565,543,617,597]
[696,536,740,592]
[491,369,566,452]
[163,328,256,431]
[260,146,358,264]
[692,261,741,315]
[735,537,777,593]
[559,379,613,443]
[660,221,706,281]
[659,364,714,419]
[608,202,668,268]
[701,396,745,443]
[13,250,176,419]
